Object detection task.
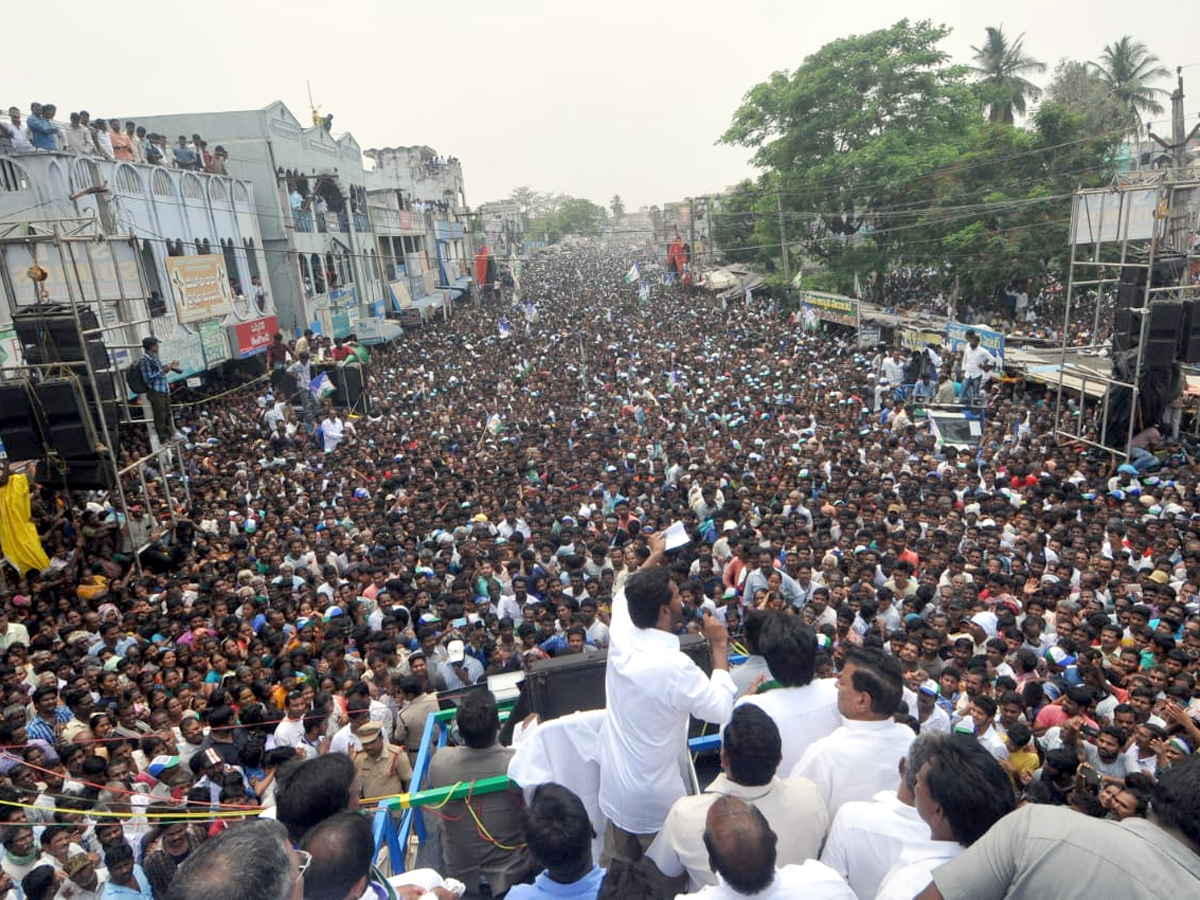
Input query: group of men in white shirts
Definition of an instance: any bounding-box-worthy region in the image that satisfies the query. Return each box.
[594,549,1008,900]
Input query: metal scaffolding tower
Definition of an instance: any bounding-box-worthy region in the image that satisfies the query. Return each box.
[0,219,189,573]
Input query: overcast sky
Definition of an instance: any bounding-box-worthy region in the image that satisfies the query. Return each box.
[6,1,1197,209]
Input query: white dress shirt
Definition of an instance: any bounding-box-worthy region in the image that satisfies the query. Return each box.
[648,773,829,891]
[874,839,962,900]
[680,860,856,900]
[821,789,925,900]
[918,705,952,734]
[976,725,1009,761]
[791,717,915,818]
[961,344,996,379]
[598,592,736,835]
[735,679,841,775]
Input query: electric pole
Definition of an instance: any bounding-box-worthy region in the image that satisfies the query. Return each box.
[1148,69,1200,254]
[1148,68,1199,170]
[776,188,790,284]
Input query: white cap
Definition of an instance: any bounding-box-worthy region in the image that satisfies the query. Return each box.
[446,640,466,663]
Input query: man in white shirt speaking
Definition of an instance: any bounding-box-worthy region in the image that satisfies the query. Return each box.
[791,647,915,818]
[598,534,735,865]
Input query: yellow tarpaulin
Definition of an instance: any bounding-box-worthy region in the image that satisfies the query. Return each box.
[0,472,48,576]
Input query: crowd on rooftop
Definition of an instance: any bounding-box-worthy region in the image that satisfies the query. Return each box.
[0,246,1193,900]
[0,104,228,174]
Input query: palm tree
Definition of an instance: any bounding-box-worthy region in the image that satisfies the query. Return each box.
[1091,36,1170,136]
[970,26,1046,124]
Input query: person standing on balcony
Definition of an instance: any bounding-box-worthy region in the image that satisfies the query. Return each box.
[91,119,114,161]
[27,104,62,150]
[108,120,133,162]
[139,337,179,441]
[124,122,145,163]
[173,135,198,170]
[65,113,97,155]
[1,107,33,153]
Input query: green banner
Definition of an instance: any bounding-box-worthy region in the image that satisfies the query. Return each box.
[199,320,227,367]
[801,290,858,327]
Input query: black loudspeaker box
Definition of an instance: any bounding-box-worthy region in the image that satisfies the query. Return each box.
[35,379,100,458]
[1179,299,1200,364]
[0,382,43,461]
[12,306,108,370]
[526,649,609,721]
[1144,302,1182,368]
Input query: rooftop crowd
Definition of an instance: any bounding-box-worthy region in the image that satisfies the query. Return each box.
[0,104,229,174]
[0,244,1195,900]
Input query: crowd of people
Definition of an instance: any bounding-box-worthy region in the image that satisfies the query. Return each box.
[868,267,1113,348]
[0,105,229,174]
[0,245,1195,900]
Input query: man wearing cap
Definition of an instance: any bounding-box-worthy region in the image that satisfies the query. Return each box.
[917,682,952,735]
[62,853,100,900]
[437,639,483,691]
[137,337,180,441]
[351,720,411,808]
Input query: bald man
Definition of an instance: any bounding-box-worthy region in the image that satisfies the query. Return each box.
[681,796,855,900]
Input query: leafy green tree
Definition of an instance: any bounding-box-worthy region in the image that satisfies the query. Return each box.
[970,26,1046,124]
[610,194,625,220]
[925,101,1113,301]
[1045,59,1130,139]
[721,19,978,287]
[1091,37,1170,136]
[710,180,765,266]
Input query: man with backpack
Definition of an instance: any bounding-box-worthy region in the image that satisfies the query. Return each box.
[133,336,179,440]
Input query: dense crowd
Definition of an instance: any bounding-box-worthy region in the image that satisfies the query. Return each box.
[0,245,1195,900]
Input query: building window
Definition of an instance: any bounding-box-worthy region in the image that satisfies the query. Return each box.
[141,240,167,318]
[0,160,29,193]
[221,240,241,296]
[311,253,325,294]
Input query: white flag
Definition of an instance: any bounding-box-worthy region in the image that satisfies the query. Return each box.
[624,263,639,284]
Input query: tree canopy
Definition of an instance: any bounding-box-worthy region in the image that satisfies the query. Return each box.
[719,20,1167,305]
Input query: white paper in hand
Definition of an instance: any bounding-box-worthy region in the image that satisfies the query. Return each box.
[663,520,691,551]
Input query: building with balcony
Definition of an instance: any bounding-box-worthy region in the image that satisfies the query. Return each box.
[0,148,275,382]
[364,146,471,310]
[135,102,388,337]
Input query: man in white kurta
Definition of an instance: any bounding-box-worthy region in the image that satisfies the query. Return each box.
[790,648,915,818]
[597,540,736,863]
